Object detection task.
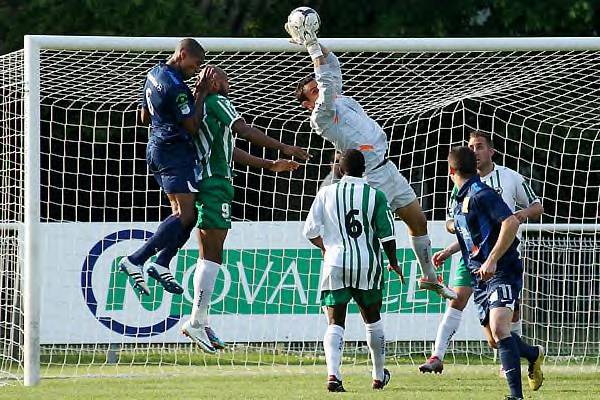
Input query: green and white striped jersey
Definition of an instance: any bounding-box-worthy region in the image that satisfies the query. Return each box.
[447,164,540,219]
[304,176,396,290]
[193,94,242,180]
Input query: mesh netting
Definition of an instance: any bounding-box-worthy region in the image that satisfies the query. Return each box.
[1,40,599,382]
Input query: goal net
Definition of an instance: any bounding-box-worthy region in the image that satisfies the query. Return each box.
[0,36,599,384]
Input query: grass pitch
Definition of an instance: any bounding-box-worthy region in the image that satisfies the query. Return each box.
[1,364,598,400]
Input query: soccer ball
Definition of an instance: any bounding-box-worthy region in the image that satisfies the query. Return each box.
[287,7,321,35]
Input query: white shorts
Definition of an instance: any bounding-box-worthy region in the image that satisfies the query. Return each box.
[320,263,379,292]
[365,160,416,211]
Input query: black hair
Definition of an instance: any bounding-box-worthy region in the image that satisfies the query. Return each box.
[340,149,366,177]
[294,75,316,102]
[448,146,477,178]
[176,38,205,59]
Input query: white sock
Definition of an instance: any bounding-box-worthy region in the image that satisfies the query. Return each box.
[511,320,523,336]
[324,324,344,380]
[432,307,463,360]
[409,234,437,282]
[189,259,219,328]
[365,319,385,381]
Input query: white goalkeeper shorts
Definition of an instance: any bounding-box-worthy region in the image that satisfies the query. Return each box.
[366,160,416,212]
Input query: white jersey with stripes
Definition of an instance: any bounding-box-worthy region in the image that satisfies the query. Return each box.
[304,176,395,290]
[448,163,540,219]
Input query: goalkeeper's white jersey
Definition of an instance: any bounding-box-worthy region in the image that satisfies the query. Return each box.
[447,164,540,219]
[310,52,388,173]
[304,176,395,290]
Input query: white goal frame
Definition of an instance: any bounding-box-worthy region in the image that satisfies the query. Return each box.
[21,35,600,386]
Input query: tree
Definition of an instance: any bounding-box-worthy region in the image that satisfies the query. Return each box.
[1,0,599,54]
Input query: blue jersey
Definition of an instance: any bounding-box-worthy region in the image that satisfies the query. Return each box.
[141,62,195,144]
[452,176,522,279]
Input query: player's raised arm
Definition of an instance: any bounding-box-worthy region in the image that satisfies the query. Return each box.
[232,119,310,160]
[203,67,310,160]
[232,147,300,172]
[191,65,217,123]
[286,8,341,113]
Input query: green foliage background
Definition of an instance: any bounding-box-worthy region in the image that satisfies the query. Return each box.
[1,0,599,54]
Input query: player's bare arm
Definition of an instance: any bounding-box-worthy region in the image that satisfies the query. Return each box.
[138,107,149,126]
[232,147,300,172]
[476,215,520,281]
[514,202,544,223]
[232,119,310,160]
[432,241,461,267]
[445,219,455,233]
[308,236,326,256]
[180,72,212,136]
[382,240,404,284]
[191,65,217,122]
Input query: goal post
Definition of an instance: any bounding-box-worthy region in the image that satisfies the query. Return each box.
[3,35,599,386]
[23,34,42,387]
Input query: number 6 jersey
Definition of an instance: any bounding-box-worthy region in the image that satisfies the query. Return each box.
[303,175,396,290]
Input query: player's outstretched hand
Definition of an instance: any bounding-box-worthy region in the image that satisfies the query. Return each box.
[432,249,450,269]
[269,159,300,173]
[282,144,311,160]
[299,25,319,47]
[475,260,496,281]
[284,22,303,46]
[387,264,405,284]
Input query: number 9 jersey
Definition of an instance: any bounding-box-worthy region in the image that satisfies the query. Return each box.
[303,175,396,291]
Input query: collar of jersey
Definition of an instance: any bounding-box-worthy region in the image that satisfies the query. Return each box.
[162,62,184,83]
[478,162,497,180]
[456,175,482,200]
[340,175,367,184]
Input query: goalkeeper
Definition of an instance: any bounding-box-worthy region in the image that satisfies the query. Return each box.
[180,66,309,353]
[286,16,456,300]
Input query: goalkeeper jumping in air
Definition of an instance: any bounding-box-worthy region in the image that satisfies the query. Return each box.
[285,8,456,299]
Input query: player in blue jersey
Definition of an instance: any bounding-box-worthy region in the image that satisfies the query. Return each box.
[120,38,207,296]
[420,131,543,375]
[447,147,544,400]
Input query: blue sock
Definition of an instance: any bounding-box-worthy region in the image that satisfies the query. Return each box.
[155,223,194,268]
[129,215,184,265]
[511,332,539,363]
[498,336,523,398]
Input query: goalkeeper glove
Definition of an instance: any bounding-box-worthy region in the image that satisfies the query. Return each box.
[284,22,303,46]
[300,27,323,61]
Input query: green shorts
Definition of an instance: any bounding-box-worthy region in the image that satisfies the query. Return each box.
[320,287,383,307]
[451,258,473,288]
[195,177,234,230]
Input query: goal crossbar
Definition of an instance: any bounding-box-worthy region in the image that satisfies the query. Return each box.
[24,35,600,52]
